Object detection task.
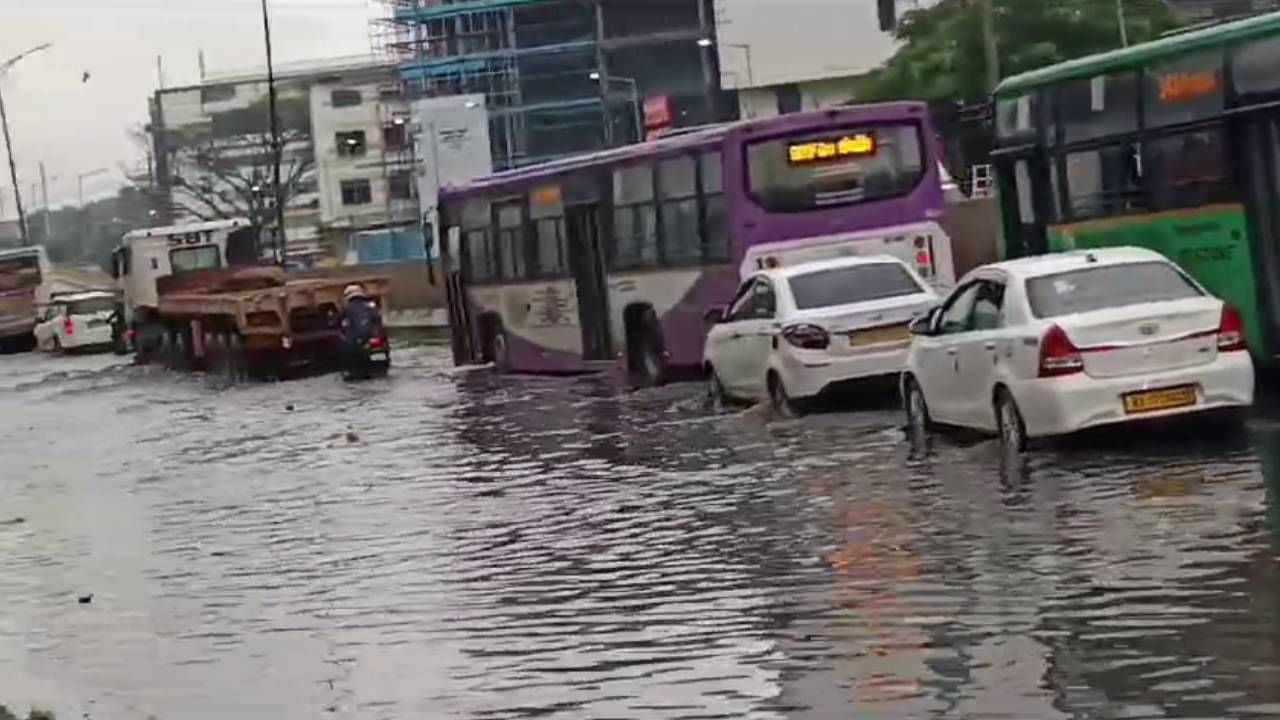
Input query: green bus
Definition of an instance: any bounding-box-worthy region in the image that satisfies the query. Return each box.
[992,11,1280,358]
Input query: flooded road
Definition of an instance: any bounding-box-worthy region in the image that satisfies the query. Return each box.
[2,345,1280,719]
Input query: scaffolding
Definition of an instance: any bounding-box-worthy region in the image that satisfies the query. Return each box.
[372,0,607,168]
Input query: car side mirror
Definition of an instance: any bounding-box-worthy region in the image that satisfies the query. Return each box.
[704,306,726,325]
[909,310,936,336]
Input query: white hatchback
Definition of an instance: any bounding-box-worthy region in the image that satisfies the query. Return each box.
[34,291,117,354]
[704,256,939,414]
[902,247,1255,450]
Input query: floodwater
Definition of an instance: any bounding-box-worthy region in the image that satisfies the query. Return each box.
[2,344,1280,720]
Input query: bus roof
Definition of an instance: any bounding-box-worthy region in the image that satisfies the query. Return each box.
[442,102,931,199]
[995,10,1280,97]
[122,218,252,240]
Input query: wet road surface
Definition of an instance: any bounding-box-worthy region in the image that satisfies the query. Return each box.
[2,345,1280,719]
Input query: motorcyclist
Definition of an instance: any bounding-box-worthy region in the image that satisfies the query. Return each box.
[339,283,388,373]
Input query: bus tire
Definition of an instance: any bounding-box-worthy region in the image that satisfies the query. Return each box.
[480,315,509,371]
[626,305,666,387]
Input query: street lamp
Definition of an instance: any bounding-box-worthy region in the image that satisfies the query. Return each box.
[77,167,109,209]
[0,42,53,246]
[590,71,643,144]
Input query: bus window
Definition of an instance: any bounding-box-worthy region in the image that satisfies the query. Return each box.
[496,202,527,281]
[1058,73,1138,144]
[659,156,700,265]
[465,229,495,282]
[530,184,568,279]
[746,124,924,213]
[612,164,658,270]
[1144,50,1224,129]
[1145,128,1233,210]
[1234,35,1280,95]
[1064,145,1144,220]
[700,152,729,263]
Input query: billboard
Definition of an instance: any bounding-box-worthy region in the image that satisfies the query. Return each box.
[412,94,492,257]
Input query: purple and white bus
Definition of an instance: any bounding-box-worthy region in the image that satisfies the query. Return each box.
[439,102,954,381]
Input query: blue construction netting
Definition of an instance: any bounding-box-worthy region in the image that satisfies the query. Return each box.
[354,230,430,265]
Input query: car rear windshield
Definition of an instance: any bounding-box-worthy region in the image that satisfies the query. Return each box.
[788,263,924,311]
[746,124,924,213]
[1026,261,1203,318]
[68,297,115,315]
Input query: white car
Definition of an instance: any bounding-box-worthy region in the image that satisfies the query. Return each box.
[704,256,939,414]
[34,291,117,354]
[902,247,1255,450]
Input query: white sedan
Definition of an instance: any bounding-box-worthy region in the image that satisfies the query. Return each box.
[704,256,939,415]
[902,247,1255,450]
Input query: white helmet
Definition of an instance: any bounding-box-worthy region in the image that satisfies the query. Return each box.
[343,283,366,302]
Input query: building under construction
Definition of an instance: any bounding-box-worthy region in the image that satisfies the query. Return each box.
[374,0,730,169]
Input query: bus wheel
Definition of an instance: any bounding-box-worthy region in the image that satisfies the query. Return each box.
[628,306,667,387]
[481,316,509,371]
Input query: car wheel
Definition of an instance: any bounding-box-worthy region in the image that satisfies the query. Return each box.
[904,376,933,434]
[769,373,803,418]
[996,388,1028,453]
[706,368,729,411]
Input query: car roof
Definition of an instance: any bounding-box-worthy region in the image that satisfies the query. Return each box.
[979,247,1169,280]
[760,255,909,281]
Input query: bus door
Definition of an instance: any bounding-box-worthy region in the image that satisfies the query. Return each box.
[565,203,613,361]
[1230,114,1280,354]
[442,226,476,364]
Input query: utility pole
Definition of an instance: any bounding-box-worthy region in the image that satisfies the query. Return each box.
[980,0,1000,93]
[39,162,50,240]
[1116,0,1129,47]
[261,0,287,264]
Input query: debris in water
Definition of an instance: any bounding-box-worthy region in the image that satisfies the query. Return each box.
[0,517,25,526]
[77,594,93,605]
[285,404,295,412]
[345,431,360,444]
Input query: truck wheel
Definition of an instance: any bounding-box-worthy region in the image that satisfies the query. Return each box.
[225,332,247,382]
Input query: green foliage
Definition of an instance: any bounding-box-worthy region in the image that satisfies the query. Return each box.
[863,0,1182,102]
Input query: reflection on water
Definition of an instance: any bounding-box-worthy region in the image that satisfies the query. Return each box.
[1,347,1279,719]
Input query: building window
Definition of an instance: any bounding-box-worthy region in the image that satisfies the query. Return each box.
[200,85,236,105]
[776,84,803,115]
[383,122,408,150]
[336,131,367,157]
[389,172,415,201]
[340,179,372,206]
[331,89,362,108]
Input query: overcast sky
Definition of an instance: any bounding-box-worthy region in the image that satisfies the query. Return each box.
[0,0,374,215]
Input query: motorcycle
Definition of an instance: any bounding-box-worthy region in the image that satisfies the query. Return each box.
[342,327,391,381]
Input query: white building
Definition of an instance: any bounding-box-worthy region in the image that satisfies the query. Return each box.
[152,56,413,263]
[712,0,932,118]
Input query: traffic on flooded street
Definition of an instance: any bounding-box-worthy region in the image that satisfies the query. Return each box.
[3,345,1280,719]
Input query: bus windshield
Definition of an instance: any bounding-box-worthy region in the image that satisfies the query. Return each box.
[0,254,43,292]
[746,124,925,213]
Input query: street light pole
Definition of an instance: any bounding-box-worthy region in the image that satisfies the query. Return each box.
[261,0,287,264]
[0,43,52,247]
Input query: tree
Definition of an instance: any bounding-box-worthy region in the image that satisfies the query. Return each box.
[862,0,1183,103]
[149,94,314,231]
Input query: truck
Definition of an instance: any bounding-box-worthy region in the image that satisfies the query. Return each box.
[112,218,389,379]
[0,245,50,352]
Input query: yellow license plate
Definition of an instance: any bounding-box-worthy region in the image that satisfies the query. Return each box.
[849,324,911,347]
[1123,386,1198,415]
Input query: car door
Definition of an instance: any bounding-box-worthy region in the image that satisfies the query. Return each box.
[952,279,1009,431]
[708,278,760,397]
[914,282,982,425]
[734,278,780,401]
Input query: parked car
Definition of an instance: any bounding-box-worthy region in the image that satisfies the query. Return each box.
[704,256,939,415]
[902,247,1255,451]
[34,291,118,354]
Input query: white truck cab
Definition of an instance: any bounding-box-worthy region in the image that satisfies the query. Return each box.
[113,218,259,322]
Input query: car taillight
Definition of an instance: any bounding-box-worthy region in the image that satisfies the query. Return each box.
[782,323,830,350]
[1218,305,1247,353]
[1038,324,1083,378]
[63,317,74,336]
[368,336,384,349]
[913,236,934,278]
